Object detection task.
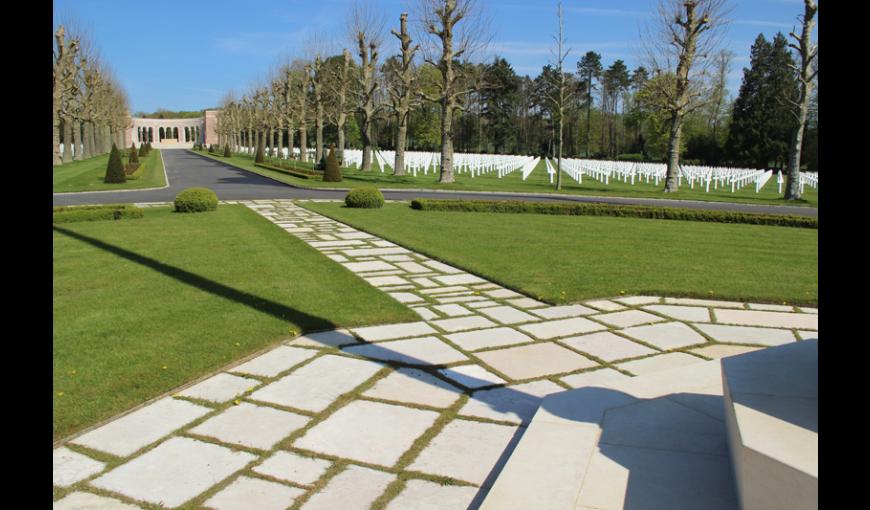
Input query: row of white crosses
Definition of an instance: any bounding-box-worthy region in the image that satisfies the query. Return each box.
[341,150,539,180]
[553,158,818,194]
[247,144,818,193]
[235,146,317,160]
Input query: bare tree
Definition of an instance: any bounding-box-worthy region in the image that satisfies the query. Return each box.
[53,26,79,165]
[643,0,733,192]
[279,63,297,159]
[542,2,574,191]
[417,0,491,183]
[784,0,818,200]
[349,1,386,171]
[388,12,421,176]
[289,60,311,162]
[325,49,356,164]
[707,49,733,141]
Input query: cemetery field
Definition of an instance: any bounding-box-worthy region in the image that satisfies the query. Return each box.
[200,150,818,208]
[302,201,818,306]
[52,149,166,193]
[52,204,416,441]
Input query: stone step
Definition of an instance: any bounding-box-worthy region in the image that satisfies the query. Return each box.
[722,340,818,510]
[479,358,740,510]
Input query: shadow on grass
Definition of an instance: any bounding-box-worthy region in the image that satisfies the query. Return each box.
[52,225,336,332]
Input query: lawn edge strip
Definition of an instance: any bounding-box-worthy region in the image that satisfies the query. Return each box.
[410,198,818,228]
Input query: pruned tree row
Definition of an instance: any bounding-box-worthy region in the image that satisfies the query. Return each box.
[53,23,130,166]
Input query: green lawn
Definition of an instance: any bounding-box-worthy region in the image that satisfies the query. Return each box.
[302,202,818,306]
[195,150,818,208]
[53,205,416,440]
[53,149,167,193]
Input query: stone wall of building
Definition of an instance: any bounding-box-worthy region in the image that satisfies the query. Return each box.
[125,116,209,149]
[204,110,219,146]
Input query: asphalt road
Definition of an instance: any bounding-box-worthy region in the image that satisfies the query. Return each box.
[52,149,818,217]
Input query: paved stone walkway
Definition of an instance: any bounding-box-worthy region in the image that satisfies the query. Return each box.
[53,199,819,510]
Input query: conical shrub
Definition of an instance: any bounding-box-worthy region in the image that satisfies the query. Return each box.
[138,143,147,157]
[104,143,127,183]
[224,144,231,157]
[129,143,139,164]
[323,146,342,182]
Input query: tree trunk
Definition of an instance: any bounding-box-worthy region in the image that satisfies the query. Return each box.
[287,123,295,159]
[315,107,324,164]
[361,118,372,171]
[53,81,63,165]
[785,118,806,200]
[394,112,408,176]
[73,119,83,160]
[664,115,683,192]
[104,125,112,153]
[62,118,73,163]
[93,123,102,155]
[337,120,346,165]
[439,101,455,183]
[784,0,817,200]
[277,121,283,159]
[255,130,265,163]
[299,125,308,163]
[82,121,92,159]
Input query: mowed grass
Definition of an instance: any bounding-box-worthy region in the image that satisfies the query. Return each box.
[53,149,166,193]
[53,205,416,440]
[197,150,818,208]
[303,202,818,306]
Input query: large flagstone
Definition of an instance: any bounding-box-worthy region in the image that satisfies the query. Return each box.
[295,400,439,467]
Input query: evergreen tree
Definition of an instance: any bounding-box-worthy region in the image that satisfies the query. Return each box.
[323,145,342,182]
[103,143,126,183]
[482,58,521,154]
[602,60,630,157]
[726,34,799,169]
[129,142,139,164]
[224,144,231,157]
[138,143,147,157]
[577,52,603,157]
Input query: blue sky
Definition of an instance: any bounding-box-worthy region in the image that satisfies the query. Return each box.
[53,0,815,113]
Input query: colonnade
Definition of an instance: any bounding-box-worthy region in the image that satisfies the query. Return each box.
[134,125,202,144]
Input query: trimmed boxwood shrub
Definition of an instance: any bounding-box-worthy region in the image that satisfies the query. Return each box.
[323,146,342,182]
[409,199,818,229]
[104,143,126,183]
[345,187,384,209]
[174,188,218,213]
[53,204,144,223]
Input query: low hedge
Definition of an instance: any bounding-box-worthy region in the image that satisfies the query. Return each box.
[53,204,144,223]
[174,188,218,213]
[346,187,385,209]
[409,199,818,229]
[254,162,322,180]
